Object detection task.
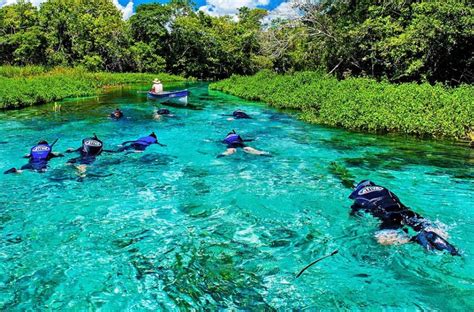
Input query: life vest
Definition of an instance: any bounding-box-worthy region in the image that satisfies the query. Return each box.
[223,133,243,145]
[30,144,52,162]
[82,138,103,156]
[135,135,157,146]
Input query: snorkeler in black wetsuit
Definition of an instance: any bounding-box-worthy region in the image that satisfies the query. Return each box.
[117,132,165,153]
[4,139,63,174]
[110,108,124,120]
[349,180,459,255]
[153,108,175,120]
[218,130,269,157]
[223,110,251,119]
[66,134,113,165]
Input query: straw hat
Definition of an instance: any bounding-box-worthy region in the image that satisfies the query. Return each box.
[153,78,161,83]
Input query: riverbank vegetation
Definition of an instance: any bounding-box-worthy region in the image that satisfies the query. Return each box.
[1,0,472,139]
[0,66,184,109]
[210,71,473,139]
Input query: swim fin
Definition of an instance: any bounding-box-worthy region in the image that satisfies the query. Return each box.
[412,230,459,256]
[4,168,17,174]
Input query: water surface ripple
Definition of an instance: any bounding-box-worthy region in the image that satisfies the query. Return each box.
[0,83,473,310]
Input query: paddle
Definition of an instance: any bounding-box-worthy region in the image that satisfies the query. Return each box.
[296,249,339,278]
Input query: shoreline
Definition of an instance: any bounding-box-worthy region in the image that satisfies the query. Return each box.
[210,71,474,143]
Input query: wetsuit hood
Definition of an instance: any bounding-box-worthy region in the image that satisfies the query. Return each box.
[349,180,377,199]
[157,108,170,115]
[233,110,251,119]
[111,109,123,119]
[82,135,103,156]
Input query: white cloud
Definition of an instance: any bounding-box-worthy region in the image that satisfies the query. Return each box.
[0,0,134,20]
[262,1,301,24]
[199,0,270,17]
[112,0,134,20]
[0,0,46,6]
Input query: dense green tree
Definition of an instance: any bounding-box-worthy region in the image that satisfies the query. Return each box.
[0,1,46,65]
[39,0,131,70]
[0,0,471,83]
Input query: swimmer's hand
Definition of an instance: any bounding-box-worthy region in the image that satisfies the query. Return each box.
[217,154,226,158]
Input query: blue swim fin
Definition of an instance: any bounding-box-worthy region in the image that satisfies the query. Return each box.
[412,230,459,256]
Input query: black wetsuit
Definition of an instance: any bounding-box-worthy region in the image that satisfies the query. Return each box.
[110,109,124,120]
[349,180,459,255]
[67,136,105,165]
[157,108,171,116]
[232,111,251,119]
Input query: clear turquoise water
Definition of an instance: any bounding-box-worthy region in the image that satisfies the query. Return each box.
[0,83,473,310]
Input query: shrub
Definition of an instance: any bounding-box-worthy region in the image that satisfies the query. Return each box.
[210,71,474,139]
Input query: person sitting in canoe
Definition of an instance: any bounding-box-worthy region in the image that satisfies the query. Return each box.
[110,108,124,120]
[218,130,270,157]
[349,180,459,255]
[4,139,63,174]
[150,79,163,94]
[153,108,175,120]
[223,110,251,120]
[118,132,166,153]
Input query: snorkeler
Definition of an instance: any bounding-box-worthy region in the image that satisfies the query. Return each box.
[153,108,175,120]
[66,134,113,165]
[110,108,124,120]
[223,110,251,120]
[117,132,166,153]
[4,139,63,174]
[349,180,459,256]
[218,130,270,157]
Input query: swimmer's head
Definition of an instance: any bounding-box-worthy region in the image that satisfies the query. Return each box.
[150,132,157,139]
[37,140,48,145]
[349,180,376,199]
[354,180,375,190]
[157,108,170,115]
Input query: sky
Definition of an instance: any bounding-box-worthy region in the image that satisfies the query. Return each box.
[0,0,296,21]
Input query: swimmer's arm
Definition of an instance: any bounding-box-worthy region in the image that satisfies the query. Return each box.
[65,147,80,153]
[102,149,120,153]
[50,152,64,158]
[120,140,135,146]
[156,142,166,147]
[23,153,31,158]
[349,203,364,216]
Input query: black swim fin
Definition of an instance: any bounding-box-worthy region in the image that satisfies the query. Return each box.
[4,168,17,174]
[412,230,459,256]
